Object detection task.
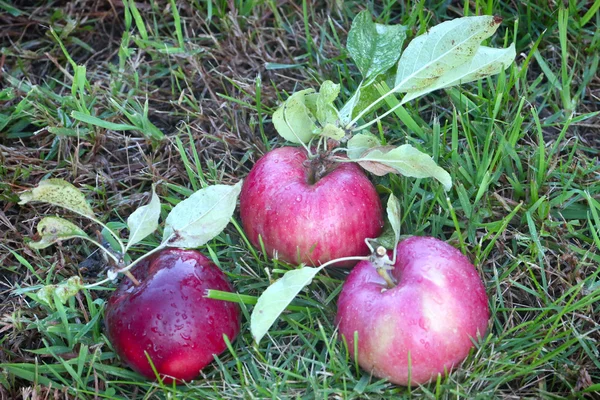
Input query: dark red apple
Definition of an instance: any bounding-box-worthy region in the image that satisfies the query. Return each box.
[104,249,241,383]
[240,147,383,267]
[336,236,489,386]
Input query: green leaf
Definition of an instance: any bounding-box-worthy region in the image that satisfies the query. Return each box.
[402,44,516,104]
[346,133,381,159]
[321,124,345,140]
[251,266,320,343]
[386,194,401,246]
[54,276,85,304]
[315,81,340,126]
[36,285,57,307]
[272,89,317,144]
[126,185,161,250]
[358,144,452,190]
[347,11,407,83]
[18,179,95,217]
[163,181,243,248]
[395,16,502,92]
[36,277,84,308]
[29,216,90,250]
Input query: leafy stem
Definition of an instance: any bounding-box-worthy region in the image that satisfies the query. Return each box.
[88,216,126,255]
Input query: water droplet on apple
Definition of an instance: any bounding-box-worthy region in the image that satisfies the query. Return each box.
[151,327,158,333]
[182,313,188,320]
[181,333,191,341]
[295,195,302,202]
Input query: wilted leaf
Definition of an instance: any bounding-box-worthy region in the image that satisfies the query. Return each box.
[251,266,319,343]
[54,276,85,304]
[347,11,407,83]
[29,216,89,249]
[36,277,84,308]
[36,285,56,307]
[402,44,516,104]
[272,89,317,144]
[19,179,94,217]
[346,132,381,159]
[163,181,243,248]
[321,124,345,140]
[358,144,452,190]
[395,16,502,93]
[126,185,161,250]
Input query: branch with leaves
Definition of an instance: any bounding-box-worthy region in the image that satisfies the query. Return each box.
[248,13,515,343]
[19,179,243,308]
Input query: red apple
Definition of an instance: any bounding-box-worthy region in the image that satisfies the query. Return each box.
[240,147,383,267]
[104,249,241,383]
[336,236,489,386]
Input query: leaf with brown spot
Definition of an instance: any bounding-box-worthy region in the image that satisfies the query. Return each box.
[19,179,95,217]
[29,216,90,250]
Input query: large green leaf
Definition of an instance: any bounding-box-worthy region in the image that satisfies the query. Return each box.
[395,16,502,92]
[251,266,320,344]
[347,11,407,83]
[358,144,452,190]
[163,181,242,248]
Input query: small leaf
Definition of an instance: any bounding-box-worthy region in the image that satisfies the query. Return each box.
[36,285,57,307]
[376,222,398,249]
[272,89,317,144]
[395,16,502,92]
[387,194,401,246]
[401,44,516,104]
[315,81,340,126]
[346,133,381,159]
[321,124,345,140]
[35,277,84,308]
[126,185,161,250]
[29,216,90,249]
[251,266,320,343]
[339,88,361,125]
[163,181,243,248]
[54,276,84,304]
[347,11,407,83]
[358,144,452,190]
[19,179,94,217]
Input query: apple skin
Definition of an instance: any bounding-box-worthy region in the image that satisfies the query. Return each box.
[240,147,384,267]
[104,249,241,383]
[336,236,489,386]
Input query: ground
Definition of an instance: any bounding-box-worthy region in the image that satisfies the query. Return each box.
[1,0,599,398]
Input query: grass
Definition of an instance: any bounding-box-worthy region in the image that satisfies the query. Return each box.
[1,0,599,398]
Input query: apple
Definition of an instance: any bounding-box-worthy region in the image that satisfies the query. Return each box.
[240,146,384,267]
[336,236,489,386]
[104,249,241,383]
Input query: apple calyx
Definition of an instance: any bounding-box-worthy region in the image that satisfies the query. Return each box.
[370,246,397,288]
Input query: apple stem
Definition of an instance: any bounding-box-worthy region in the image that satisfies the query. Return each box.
[372,246,397,288]
[123,270,140,286]
[377,268,397,288]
